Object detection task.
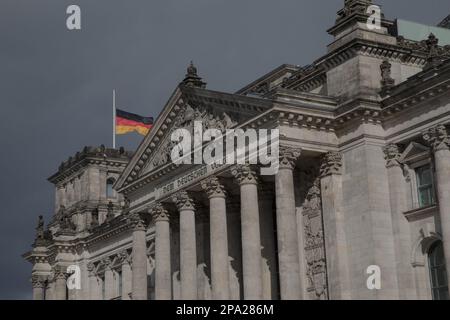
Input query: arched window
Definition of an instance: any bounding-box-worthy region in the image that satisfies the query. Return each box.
[106,178,115,199]
[428,241,449,300]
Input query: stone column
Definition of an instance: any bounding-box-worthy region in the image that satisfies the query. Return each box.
[32,276,45,300]
[383,145,416,299]
[202,177,230,300]
[173,191,197,300]
[151,203,172,300]
[424,125,450,288]
[119,251,132,300]
[232,165,263,300]
[54,270,67,300]
[320,152,351,300]
[87,263,100,300]
[129,213,148,300]
[275,147,302,300]
[45,276,55,300]
[103,258,114,300]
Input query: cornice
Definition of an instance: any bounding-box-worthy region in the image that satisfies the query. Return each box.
[382,60,450,119]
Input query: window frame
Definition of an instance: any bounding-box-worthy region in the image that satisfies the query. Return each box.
[106,177,116,199]
[428,241,449,300]
[415,164,436,208]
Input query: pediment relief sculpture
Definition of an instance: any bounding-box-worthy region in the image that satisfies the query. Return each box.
[142,103,238,175]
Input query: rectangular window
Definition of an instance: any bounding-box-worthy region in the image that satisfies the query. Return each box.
[416,164,435,208]
[118,271,122,298]
[101,276,105,300]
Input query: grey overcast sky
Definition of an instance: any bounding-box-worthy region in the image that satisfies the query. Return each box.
[0,0,448,299]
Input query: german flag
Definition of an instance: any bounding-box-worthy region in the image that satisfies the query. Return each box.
[116,109,153,136]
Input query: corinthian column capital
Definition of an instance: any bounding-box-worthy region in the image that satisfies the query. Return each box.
[102,258,112,271]
[232,165,258,185]
[320,152,343,177]
[31,275,45,288]
[383,144,402,168]
[423,124,450,151]
[172,191,195,211]
[151,203,170,222]
[201,177,226,199]
[54,268,67,281]
[128,213,146,231]
[87,262,96,276]
[279,146,302,170]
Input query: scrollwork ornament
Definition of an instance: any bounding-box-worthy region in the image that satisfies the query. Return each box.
[172,191,195,211]
[232,165,258,185]
[31,275,45,288]
[151,203,170,222]
[279,146,302,170]
[128,213,146,231]
[383,144,402,168]
[320,152,343,177]
[423,124,450,151]
[201,177,226,199]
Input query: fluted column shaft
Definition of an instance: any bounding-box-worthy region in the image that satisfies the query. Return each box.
[152,204,172,300]
[383,145,416,299]
[54,271,67,300]
[320,152,351,300]
[87,264,100,300]
[32,276,45,300]
[202,177,230,300]
[424,125,450,289]
[275,147,302,300]
[173,191,197,300]
[130,214,147,300]
[104,260,114,300]
[120,255,132,300]
[232,165,263,300]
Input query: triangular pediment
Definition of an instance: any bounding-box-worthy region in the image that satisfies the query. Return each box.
[400,142,430,164]
[115,85,272,191]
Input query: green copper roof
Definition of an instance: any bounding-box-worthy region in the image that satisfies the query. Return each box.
[396,19,450,45]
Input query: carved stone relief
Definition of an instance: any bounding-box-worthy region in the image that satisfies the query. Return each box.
[144,103,238,174]
[299,169,328,300]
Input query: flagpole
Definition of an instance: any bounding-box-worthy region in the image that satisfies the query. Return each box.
[113,89,116,149]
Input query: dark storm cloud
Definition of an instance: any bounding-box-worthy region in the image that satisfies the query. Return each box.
[0,0,448,299]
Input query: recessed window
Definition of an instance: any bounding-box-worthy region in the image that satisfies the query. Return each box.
[107,178,115,199]
[101,275,105,300]
[428,241,449,300]
[117,271,122,298]
[415,165,435,208]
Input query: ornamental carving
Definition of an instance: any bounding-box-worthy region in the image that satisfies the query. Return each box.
[31,275,45,288]
[337,0,372,23]
[380,60,394,91]
[118,250,132,265]
[102,258,112,270]
[397,34,450,60]
[146,104,238,172]
[128,213,146,231]
[232,165,258,185]
[320,152,342,177]
[279,146,302,170]
[300,170,328,300]
[201,177,226,199]
[87,263,96,276]
[34,215,52,246]
[423,124,450,151]
[383,144,402,167]
[151,203,170,222]
[172,191,195,211]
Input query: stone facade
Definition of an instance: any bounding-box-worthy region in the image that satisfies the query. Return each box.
[24,1,450,300]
